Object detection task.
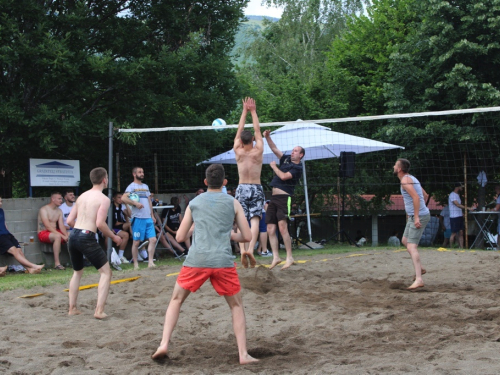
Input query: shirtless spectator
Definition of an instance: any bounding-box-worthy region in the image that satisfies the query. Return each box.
[162,196,190,249]
[233,97,264,268]
[60,189,76,230]
[38,192,69,270]
[66,167,122,319]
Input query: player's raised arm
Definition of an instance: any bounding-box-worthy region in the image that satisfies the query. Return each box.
[247,98,263,151]
[233,98,248,150]
[263,130,283,159]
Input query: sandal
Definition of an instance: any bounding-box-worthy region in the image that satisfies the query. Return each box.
[54,264,66,270]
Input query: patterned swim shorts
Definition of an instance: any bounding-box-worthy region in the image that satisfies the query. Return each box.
[235,184,265,221]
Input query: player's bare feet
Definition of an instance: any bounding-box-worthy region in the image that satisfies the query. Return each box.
[269,257,282,270]
[248,253,257,268]
[27,267,42,274]
[0,265,7,277]
[407,280,424,290]
[152,345,169,360]
[241,253,249,268]
[134,264,140,270]
[68,308,82,316]
[240,353,259,365]
[148,263,156,268]
[94,311,108,319]
[412,268,426,281]
[281,258,294,270]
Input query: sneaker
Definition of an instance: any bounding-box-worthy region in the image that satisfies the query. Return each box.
[261,251,273,257]
[143,258,156,262]
[111,262,122,271]
[120,256,128,264]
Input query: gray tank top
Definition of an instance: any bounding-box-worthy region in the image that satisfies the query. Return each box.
[183,192,236,268]
[400,175,430,216]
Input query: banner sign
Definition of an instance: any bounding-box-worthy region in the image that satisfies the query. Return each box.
[30,159,80,187]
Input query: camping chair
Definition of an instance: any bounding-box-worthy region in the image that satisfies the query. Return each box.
[484,231,497,250]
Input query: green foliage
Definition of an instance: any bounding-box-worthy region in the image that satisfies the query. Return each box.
[236,0,367,123]
[385,0,500,113]
[326,0,418,117]
[0,0,247,196]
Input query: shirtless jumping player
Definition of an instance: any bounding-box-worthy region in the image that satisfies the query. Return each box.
[66,167,122,319]
[233,97,265,268]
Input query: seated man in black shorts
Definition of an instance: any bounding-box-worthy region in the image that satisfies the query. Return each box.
[107,191,131,263]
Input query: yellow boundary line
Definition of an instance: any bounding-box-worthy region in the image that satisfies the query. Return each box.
[62,276,141,292]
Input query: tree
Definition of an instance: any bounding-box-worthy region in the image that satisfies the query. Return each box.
[378,0,500,199]
[236,0,367,123]
[0,0,247,196]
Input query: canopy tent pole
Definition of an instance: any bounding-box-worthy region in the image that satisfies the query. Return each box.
[301,159,313,243]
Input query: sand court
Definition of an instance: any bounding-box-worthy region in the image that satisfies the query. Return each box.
[1,249,500,374]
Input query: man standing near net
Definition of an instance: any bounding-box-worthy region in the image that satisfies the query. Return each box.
[393,158,430,290]
[233,97,265,268]
[263,130,304,270]
[449,182,471,249]
[122,167,157,269]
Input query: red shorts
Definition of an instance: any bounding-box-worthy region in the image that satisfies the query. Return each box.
[38,229,67,244]
[177,265,241,296]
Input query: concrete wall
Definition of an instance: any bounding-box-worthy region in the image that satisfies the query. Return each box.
[0,197,73,267]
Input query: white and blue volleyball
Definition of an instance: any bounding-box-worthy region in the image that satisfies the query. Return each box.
[128,193,140,208]
[212,118,226,132]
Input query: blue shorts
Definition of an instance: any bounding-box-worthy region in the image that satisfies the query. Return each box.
[248,212,267,233]
[259,212,267,232]
[131,218,156,241]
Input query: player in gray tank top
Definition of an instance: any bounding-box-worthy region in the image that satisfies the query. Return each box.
[393,158,431,290]
[152,164,258,365]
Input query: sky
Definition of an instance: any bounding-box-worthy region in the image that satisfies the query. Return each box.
[244,0,283,18]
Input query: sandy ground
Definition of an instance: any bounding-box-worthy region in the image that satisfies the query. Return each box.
[2,248,500,374]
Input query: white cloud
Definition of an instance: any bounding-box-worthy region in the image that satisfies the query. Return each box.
[244,0,283,18]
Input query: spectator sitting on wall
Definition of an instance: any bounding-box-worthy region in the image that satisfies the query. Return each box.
[60,189,76,231]
[37,191,69,270]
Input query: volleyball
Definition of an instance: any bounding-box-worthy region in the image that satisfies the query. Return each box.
[212,118,226,131]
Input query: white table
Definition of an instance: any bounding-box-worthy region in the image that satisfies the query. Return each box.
[469,211,497,249]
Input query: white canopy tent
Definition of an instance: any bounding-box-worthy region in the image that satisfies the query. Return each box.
[201,121,404,243]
